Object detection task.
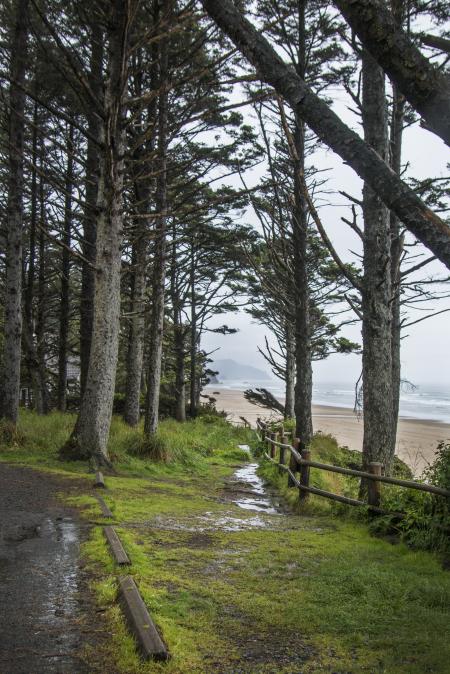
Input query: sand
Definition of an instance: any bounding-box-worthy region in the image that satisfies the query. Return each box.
[204,386,450,475]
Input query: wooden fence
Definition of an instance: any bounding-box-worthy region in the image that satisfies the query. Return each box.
[255,420,450,514]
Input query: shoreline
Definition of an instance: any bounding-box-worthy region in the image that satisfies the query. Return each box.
[204,386,450,475]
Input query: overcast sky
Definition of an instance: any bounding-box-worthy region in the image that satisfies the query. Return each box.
[203,83,450,389]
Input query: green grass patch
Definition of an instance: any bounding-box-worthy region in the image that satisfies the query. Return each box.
[2,411,449,672]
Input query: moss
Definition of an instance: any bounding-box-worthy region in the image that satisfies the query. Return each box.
[3,411,450,673]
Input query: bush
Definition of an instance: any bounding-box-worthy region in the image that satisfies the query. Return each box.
[126,433,169,462]
[0,419,25,446]
[370,442,450,557]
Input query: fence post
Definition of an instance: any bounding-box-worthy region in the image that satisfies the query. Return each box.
[288,437,300,487]
[368,462,382,509]
[259,419,265,441]
[265,427,271,455]
[270,432,274,459]
[299,448,311,501]
[279,433,287,473]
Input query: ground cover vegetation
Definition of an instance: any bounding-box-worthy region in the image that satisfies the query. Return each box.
[1,411,450,673]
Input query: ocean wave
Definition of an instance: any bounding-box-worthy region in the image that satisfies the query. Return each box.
[209,379,450,423]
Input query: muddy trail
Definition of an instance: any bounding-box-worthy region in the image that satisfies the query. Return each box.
[0,464,111,674]
[0,454,304,674]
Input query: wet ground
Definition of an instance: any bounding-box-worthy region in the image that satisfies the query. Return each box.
[226,460,281,515]
[0,464,110,674]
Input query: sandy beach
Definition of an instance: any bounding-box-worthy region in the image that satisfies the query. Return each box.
[204,386,450,475]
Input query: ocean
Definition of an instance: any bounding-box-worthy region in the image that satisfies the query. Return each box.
[210,379,450,423]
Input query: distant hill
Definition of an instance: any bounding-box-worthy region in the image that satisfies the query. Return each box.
[211,358,271,382]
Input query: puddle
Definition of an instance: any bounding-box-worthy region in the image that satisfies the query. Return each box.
[0,516,89,673]
[140,511,278,533]
[200,512,269,531]
[129,459,286,534]
[228,463,281,515]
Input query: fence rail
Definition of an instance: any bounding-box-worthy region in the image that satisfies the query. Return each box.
[255,419,450,511]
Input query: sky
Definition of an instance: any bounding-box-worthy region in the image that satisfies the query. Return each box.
[202,76,450,389]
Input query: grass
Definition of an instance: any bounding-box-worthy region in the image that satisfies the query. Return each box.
[258,431,362,515]
[1,410,450,672]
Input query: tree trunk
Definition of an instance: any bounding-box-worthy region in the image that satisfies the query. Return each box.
[189,247,198,418]
[361,51,394,477]
[61,0,131,465]
[292,118,313,447]
[174,323,186,422]
[170,233,187,422]
[80,23,103,395]
[285,322,296,419]
[123,46,157,427]
[389,0,406,455]
[144,0,170,437]
[23,96,46,414]
[36,149,50,414]
[123,242,147,426]
[57,123,74,411]
[201,0,450,269]
[333,0,450,146]
[0,0,29,424]
[292,0,313,447]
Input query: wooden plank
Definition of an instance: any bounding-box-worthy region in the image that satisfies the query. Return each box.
[261,435,450,498]
[96,495,113,518]
[119,576,169,661]
[94,471,106,488]
[296,458,450,497]
[103,526,131,565]
[263,451,405,516]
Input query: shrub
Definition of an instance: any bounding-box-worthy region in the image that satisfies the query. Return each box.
[127,433,169,462]
[370,442,450,557]
[0,419,25,446]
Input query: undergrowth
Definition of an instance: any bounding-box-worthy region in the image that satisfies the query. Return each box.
[255,425,450,558]
[0,409,253,477]
[1,411,449,672]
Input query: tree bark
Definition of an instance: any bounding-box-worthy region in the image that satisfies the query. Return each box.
[201,0,450,269]
[62,0,131,465]
[389,0,406,457]
[144,0,170,437]
[285,322,296,419]
[123,45,158,427]
[57,123,74,411]
[361,51,394,476]
[23,96,47,414]
[124,240,147,426]
[174,329,187,421]
[36,147,50,414]
[80,23,103,395]
[170,234,187,422]
[333,0,450,147]
[0,0,29,424]
[189,246,198,418]
[292,0,313,447]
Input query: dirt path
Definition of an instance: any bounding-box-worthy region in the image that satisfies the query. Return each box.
[94,450,450,673]
[0,464,111,674]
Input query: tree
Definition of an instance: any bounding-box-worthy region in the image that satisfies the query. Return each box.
[333,0,450,146]
[62,0,134,465]
[360,49,394,473]
[0,0,30,425]
[201,0,450,268]
[144,0,171,437]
